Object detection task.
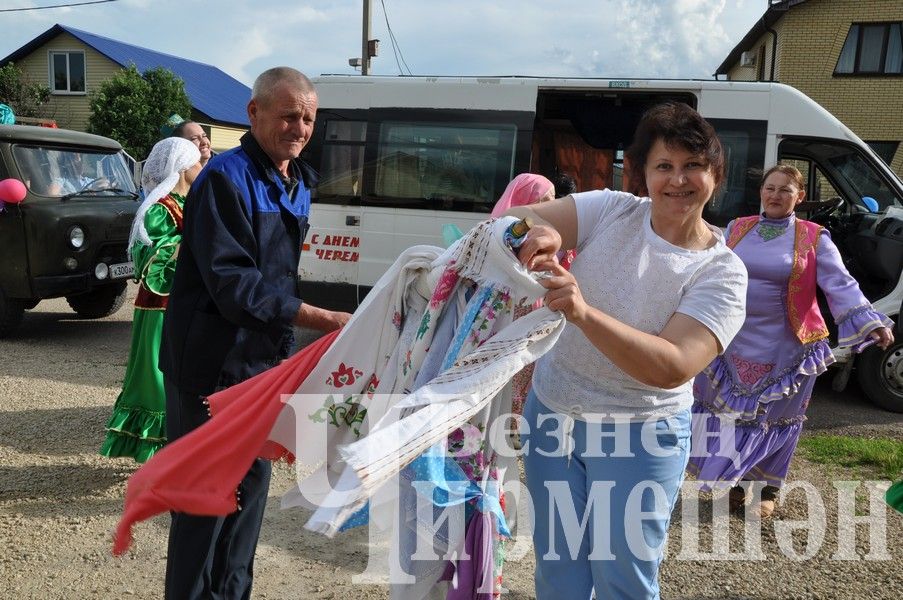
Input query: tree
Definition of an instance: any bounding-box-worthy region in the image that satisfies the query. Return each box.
[0,63,51,118]
[87,64,192,160]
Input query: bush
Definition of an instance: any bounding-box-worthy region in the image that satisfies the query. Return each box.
[87,64,191,160]
[0,62,51,118]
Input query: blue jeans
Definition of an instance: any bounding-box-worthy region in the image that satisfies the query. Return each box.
[522,391,690,600]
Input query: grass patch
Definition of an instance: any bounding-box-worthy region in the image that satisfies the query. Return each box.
[797,434,903,480]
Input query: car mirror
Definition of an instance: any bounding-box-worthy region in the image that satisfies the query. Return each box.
[0,178,26,204]
[862,196,879,213]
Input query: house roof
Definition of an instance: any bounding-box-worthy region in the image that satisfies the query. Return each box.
[1,24,250,127]
[715,0,809,76]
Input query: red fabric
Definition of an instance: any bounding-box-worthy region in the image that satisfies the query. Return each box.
[156,194,184,231]
[112,330,339,555]
[558,249,576,271]
[788,219,829,343]
[134,284,167,310]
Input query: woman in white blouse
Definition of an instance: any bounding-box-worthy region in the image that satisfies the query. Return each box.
[506,102,748,600]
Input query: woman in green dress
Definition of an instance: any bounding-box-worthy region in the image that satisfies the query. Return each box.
[100,137,202,462]
[889,479,903,514]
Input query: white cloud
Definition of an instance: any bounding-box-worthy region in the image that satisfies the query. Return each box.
[218,27,274,84]
[605,0,735,78]
[0,0,765,83]
[121,0,153,9]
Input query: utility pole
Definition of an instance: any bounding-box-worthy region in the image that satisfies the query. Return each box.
[349,0,378,74]
[361,0,371,75]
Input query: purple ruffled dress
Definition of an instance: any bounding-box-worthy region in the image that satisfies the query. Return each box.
[688,214,892,489]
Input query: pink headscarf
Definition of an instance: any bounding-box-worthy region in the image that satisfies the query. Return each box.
[490,173,554,217]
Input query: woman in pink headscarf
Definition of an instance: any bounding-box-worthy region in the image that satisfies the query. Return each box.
[490,173,555,217]
[492,174,560,440]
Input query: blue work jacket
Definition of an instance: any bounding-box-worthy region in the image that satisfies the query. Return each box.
[159,132,316,395]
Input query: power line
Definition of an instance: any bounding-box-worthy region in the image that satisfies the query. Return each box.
[0,0,118,13]
[380,2,403,75]
[385,1,412,75]
[378,0,412,76]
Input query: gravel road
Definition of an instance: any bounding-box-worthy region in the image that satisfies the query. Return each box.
[1,284,901,599]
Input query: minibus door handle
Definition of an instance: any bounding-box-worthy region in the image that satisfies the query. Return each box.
[346,215,360,226]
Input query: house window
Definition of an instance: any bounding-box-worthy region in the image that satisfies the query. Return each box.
[866,141,900,165]
[49,51,86,93]
[835,23,903,75]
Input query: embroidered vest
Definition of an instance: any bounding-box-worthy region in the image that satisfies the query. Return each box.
[726,215,828,344]
[135,194,184,310]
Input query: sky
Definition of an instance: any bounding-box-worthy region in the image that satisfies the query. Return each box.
[0,0,769,86]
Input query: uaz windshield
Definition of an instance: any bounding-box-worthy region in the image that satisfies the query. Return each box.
[12,146,137,198]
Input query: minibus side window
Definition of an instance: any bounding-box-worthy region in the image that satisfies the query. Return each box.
[317,121,367,198]
[704,119,767,227]
[374,122,516,212]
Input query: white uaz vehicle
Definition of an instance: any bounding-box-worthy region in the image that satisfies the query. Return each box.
[298,75,903,413]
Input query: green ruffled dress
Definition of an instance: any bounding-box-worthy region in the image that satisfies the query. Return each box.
[99,193,184,462]
[887,480,903,514]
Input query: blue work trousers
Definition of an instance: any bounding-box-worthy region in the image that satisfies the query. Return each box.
[163,377,272,600]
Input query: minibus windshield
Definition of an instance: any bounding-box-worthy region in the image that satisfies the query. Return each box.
[780,138,902,212]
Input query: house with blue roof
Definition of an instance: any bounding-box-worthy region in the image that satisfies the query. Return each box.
[1,24,250,153]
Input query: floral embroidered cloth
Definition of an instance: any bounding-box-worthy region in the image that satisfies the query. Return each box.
[280,218,564,598]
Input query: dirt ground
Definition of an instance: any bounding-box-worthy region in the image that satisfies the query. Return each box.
[1,284,902,599]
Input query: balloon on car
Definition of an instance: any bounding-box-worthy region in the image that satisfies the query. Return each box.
[0,178,27,204]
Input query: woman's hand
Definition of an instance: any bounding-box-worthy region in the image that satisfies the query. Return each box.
[516,224,562,271]
[869,326,895,350]
[534,259,590,324]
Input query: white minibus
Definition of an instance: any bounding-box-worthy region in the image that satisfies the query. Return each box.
[299,75,903,412]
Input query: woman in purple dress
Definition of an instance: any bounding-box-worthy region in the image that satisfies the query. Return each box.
[689,164,894,518]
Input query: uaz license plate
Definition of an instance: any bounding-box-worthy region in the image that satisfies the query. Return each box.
[109,262,134,279]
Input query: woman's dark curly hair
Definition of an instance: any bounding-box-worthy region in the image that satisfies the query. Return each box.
[171,120,199,139]
[624,102,725,197]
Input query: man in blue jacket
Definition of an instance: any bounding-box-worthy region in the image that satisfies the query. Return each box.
[159,67,350,600]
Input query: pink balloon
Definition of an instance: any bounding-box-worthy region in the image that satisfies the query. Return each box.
[0,178,27,204]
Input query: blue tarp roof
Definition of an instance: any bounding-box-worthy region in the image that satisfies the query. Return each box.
[2,24,250,127]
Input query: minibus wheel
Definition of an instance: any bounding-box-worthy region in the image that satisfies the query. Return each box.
[0,289,25,338]
[66,281,127,319]
[857,341,903,413]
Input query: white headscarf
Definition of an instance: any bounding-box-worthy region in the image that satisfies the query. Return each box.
[129,137,201,252]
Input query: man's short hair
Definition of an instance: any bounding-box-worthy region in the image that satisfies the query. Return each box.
[251,67,315,106]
